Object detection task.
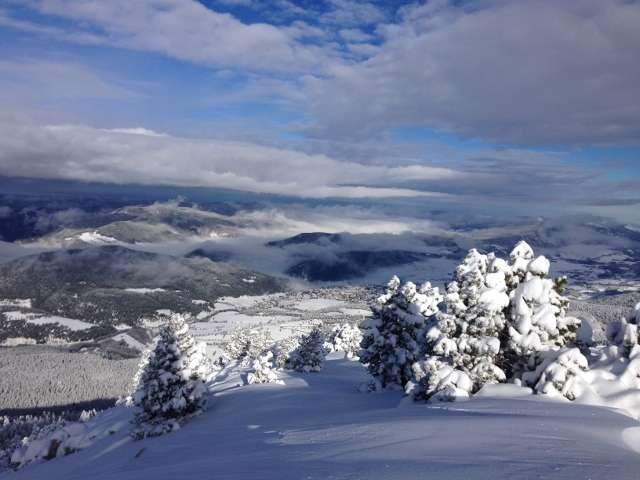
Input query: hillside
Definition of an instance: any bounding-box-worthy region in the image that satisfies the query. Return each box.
[6,356,640,480]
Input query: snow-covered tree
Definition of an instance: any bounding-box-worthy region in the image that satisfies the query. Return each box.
[410,241,582,400]
[222,328,273,366]
[360,276,442,391]
[245,351,283,385]
[414,250,509,397]
[132,314,210,439]
[606,302,640,357]
[324,323,363,359]
[522,348,589,401]
[506,245,580,376]
[288,328,326,373]
[406,357,473,402]
[271,335,301,369]
[450,252,510,388]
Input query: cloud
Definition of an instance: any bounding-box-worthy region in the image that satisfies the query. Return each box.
[8,0,639,147]
[338,28,375,43]
[10,0,339,74]
[0,123,458,199]
[0,59,138,100]
[320,0,387,26]
[106,128,167,137]
[308,0,640,145]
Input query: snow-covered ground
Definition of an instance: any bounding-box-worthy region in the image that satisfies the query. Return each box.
[7,355,640,480]
[2,311,92,331]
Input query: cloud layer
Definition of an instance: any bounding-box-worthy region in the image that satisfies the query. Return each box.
[5,0,639,145]
[308,0,640,145]
[0,123,457,198]
[0,0,637,222]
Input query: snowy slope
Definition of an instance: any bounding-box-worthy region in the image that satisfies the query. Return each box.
[8,356,640,480]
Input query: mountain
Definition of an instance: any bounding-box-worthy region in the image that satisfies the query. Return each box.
[285,250,432,281]
[0,245,287,343]
[267,232,343,247]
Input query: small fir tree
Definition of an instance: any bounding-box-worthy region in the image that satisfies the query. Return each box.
[324,323,363,359]
[360,276,442,391]
[245,351,283,385]
[288,328,326,372]
[132,314,210,439]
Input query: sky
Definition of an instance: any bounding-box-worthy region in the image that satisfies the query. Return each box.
[0,0,639,222]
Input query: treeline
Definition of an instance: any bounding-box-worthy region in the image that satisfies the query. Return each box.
[0,348,137,411]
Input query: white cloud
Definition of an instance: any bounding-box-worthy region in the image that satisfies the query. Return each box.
[0,59,137,100]
[0,123,458,199]
[106,127,167,137]
[7,0,639,147]
[309,0,640,145]
[338,28,375,43]
[12,0,339,74]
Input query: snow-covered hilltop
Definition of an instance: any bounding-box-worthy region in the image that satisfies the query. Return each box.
[5,356,640,480]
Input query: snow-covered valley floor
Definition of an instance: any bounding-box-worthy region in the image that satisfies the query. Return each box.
[8,354,640,480]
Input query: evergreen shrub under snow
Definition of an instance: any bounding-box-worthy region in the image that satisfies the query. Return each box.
[363,241,588,402]
[245,351,283,385]
[287,328,326,373]
[271,335,301,369]
[360,277,442,391]
[222,328,273,366]
[323,322,363,359]
[132,314,210,439]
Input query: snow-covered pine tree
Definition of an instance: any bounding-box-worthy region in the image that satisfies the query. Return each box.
[450,253,510,388]
[287,327,326,373]
[245,351,283,385]
[124,342,154,406]
[271,335,301,369]
[360,276,442,391]
[132,313,210,439]
[222,328,273,366]
[407,356,473,401]
[409,250,508,399]
[508,240,534,289]
[324,322,363,359]
[521,348,589,401]
[506,247,580,377]
[606,302,640,357]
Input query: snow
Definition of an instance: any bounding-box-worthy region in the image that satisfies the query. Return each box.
[8,357,640,480]
[3,311,92,331]
[111,333,147,351]
[528,255,551,276]
[28,316,93,331]
[74,232,119,245]
[292,298,350,311]
[213,293,283,311]
[0,298,32,308]
[124,288,167,294]
[339,307,372,317]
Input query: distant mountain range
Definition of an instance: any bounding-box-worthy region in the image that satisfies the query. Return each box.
[0,245,286,345]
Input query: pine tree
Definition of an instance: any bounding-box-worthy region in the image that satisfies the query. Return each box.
[324,322,363,359]
[522,348,589,401]
[132,314,210,439]
[360,276,442,391]
[606,302,640,357]
[506,248,580,376]
[222,328,273,366]
[271,335,301,369]
[410,250,508,399]
[288,328,326,373]
[245,351,283,385]
[406,356,473,401]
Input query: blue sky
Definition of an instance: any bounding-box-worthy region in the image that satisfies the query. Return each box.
[0,0,639,222]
